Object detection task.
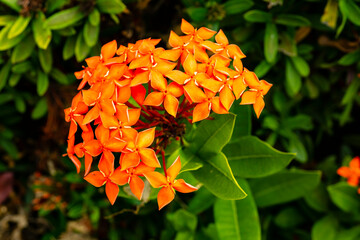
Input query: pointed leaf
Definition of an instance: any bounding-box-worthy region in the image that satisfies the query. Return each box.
[63,35,76,60]
[32,12,52,49]
[0,24,27,51]
[339,0,360,26]
[327,182,360,213]
[37,71,49,96]
[285,58,302,96]
[45,6,85,30]
[311,215,339,240]
[97,0,126,14]
[0,62,11,92]
[264,22,278,63]
[83,20,99,47]
[38,46,53,73]
[31,97,48,119]
[89,9,100,26]
[8,16,31,39]
[275,14,311,27]
[223,0,253,15]
[244,10,272,23]
[11,34,35,64]
[75,31,91,62]
[290,56,310,77]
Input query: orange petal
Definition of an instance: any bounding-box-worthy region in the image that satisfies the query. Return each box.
[183,54,197,76]
[101,40,117,60]
[164,94,179,117]
[84,171,106,187]
[83,105,100,125]
[127,108,141,126]
[143,92,165,106]
[233,77,247,100]
[82,89,99,106]
[259,80,272,96]
[116,86,131,103]
[100,99,116,115]
[100,111,118,129]
[243,70,260,88]
[184,83,207,103]
[153,59,177,75]
[150,70,167,91]
[173,179,198,193]
[74,102,89,115]
[348,176,359,186]
[104,137,127,152]
[101,81,116,100]
[129,55,151,69]
[194,45,209,63]
[120,152,140,170]
[95,124,109,144]
[167,82,184,97]
[233,57,244,73]
[201,40,222,52]
[105,181,119,205]
[130,71,150,86]
[129,175,145,200]
[181,19,195,35]
[337,167,352,178]
[166,70,190,85]
[197,27,216,40]
[254,95,265,118]
[98,151,114,176]
[86,56,100,68]
[196,74,222,93]
[143,171,167,188]
[139,148,161,168]
[211,97,228,114]
[192,101,210,123]
[131,85,146,104]
[137,128,155,148]
[169,30,184,47]
[68,154,81,174]
[74,143,84,158]
[84,153,93,176]
[219,85,235,111]
[240,90,257,105]
[110,167,129,185]
[68,120,78,139]
[350,156,360,169]
[134,162,156,175]
[227,44,246,59]
[159,49,181,61]
[84,140,103,156]
[215,29,229,46]
[167,156,181,182]
[158,186,175,210]
[115,104,129,123]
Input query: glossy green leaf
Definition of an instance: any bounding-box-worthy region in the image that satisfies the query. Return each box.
[0,62,11,92]
[167,148,203,173]
[224,136,295,178]
[230,104,251,141]
[341,78,360,105]
[274,14,311,27]
[282,114,313,131]
[83,20,99,47]
[274,207,305,228]
[311,215,338,240]
[186,7,208,22]
[0,24,27,51]
[188,187,215,214]
[287,133,307,162]
[264,22,278,63]
[223,0,253,15]
[45,6,85,30]
[254,60,272,78]
[57,27,76,36]
[249,169,321,207]
[11,34,35,64]
[50,68,70,85]
[97,0,126,14]
[37,71,49,96]
[290,56,310,77]
[75,31,91,62]
[304,184,330,212]
[63,35,76,60]
[8,73,21,87]
[31,97,48,119]
[327,182,360,213]
[167,209,197,232]
[11,61,32,74]
[338,49,360,66]
[14,95,25,113]
[0,0,21,12]
[89,9,100,26]
[214,178,260,240]
[190,113,235,156]
[285,58,302,97]
[0,15,16,26]
[8,16,31,39]
[32,12,52,49]
[336,226,360,240]
[38,47,53,74]
[339,0,360,26]
[191,152,246,200]
[244,10,272,23]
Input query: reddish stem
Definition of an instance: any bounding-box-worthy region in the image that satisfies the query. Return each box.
[161,150,167,178]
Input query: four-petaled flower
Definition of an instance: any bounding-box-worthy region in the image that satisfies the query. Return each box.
[337,156,360,194]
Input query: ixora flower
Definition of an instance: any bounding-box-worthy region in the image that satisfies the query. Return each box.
[337,156,360,193]
[64,19,272,210]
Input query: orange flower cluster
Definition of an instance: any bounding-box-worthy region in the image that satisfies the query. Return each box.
[64,19,271,210]
[337,156,360,194]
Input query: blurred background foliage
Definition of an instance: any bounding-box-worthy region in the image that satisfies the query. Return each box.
[0,0,360,239]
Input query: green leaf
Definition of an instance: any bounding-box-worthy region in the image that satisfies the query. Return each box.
[290,56,310,77]
[97,0,126,14]
[304,184,330,212]
[321,0,339,29]
[0,24,27,51]
[32,12,52,49]
[31,97,48,119]
[244,10,272,23]
[336,14,347,38]
[83,20,99,47]
[336,226,360,240]
[282,114,313,131]
[8,16,31,39]
[287,133,308,163]
[50,68,70,85]
[38,47,53,73]
[188,187,215,214]
[14,95,26,113]
[47,0,69,13]
[168,148,203,173]
[223,0,253,15]
[274,207,305,228]
[0,93,13,105]
[311,215,338,240]
[279,32,297,57]
[339,0,360,26]
[167,209,197,232]
[63,35,76,60]
[274,14,311,27]
[11,34,35,64]
[45,6,85,30]
[285,58,302,97]
[186,7,208,22]
[230,104,251,141]
[0,15,16,26]
[75,31,91,62]
[224,136,295,178]
[254,60,272,78]
[67,204,84,218]
[327,182,360,213]
[341,78,360,105]
[191,152,246,200]
[338,49,360,66]
[0,0,21,12]
[11,61,32,74]
[89,9,101,26]
[190,113,235,156]
[0,138,19,159]
[8,73,21,87]
[264,22,278,63]
[214,178,260,240]
[249,169,321,207]
[37,71,49,96]
[0,61,11,92]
